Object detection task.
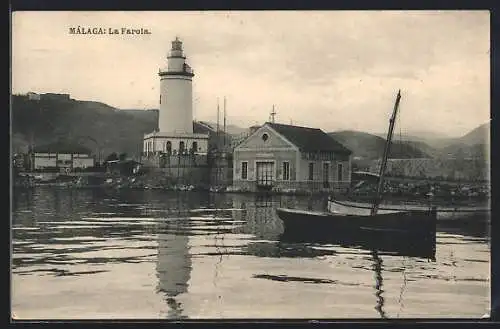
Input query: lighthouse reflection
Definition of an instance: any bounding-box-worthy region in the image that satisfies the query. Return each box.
[156,229,191,319]
[153,194,202,319]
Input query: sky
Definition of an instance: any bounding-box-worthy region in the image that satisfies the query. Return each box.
[12,11,490,137]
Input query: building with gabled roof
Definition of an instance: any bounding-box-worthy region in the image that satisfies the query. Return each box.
[233,122,352,193]
[267,122,352,154]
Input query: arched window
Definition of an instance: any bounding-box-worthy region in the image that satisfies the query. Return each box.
[166,141,172,155]
[191,141,198,154]
[179,141,185,154]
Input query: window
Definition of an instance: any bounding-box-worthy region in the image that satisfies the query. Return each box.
[323,162,329,181]
[308,162,314,180]
[179,141,185,154]
[241,161,248,180]
[191,141,198,154]
[166,141,172,155]
[337,163,343,182]
[323,162,330,188]
[282,161,290,180]
[262,133,269,142]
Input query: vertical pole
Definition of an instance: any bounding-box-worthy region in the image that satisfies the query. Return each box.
[223,96,227,149]
[270,105,277,123]
[371,90,402,216]
[216,98,220,140]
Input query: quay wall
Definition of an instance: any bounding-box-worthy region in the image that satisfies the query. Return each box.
[17,171,107,180]
[232,179,350,194]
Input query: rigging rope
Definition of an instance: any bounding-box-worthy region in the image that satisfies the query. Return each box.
[397,100,407,210]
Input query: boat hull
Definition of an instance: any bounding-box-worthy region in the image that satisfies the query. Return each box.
[276,207,437,258]
[328,199,490,220]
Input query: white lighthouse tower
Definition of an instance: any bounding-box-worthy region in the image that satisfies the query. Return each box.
[159,37,194,134]
[143,37,209,165]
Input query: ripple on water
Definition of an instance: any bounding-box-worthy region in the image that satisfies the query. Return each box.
[11,189,490,319]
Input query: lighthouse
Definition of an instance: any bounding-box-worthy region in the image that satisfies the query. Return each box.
[159,37,194,134]
[143,37,209,168]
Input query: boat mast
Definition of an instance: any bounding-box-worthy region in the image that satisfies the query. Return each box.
[371,90,402,216]
[223,96,227,148]
[216,98,220,140]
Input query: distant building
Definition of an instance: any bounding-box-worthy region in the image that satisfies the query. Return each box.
[29,142,94,172]
[233,122,352,192]
[27,92,41,101]
[12,153,25,171]
[40,93,71,101]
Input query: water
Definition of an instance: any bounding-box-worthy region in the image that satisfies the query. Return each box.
[11,187,490,319]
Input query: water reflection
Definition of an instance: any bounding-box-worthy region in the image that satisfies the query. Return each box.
[157,230,190,319]
[372,250,386,319]
[11,188,490,319]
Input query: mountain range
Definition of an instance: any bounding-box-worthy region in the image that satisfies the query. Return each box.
[11,94,489,163]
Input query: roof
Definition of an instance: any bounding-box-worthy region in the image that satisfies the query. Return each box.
[33,141,92,154]
[193,121,214,134]
[266,122,352,154]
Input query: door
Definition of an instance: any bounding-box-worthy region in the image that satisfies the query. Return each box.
[323,162,330,188]
[256,161,274,187]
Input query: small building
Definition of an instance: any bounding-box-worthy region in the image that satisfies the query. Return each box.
[29,142,95,172]
[233,122,352,193]
[27,92,41,101]
[12,153,25,170]
[40,93,71,101]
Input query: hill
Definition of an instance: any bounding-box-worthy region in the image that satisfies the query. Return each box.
[11,95,158,159]
[11,94,235,159]
[11,93,489,164]
[374,122,490,160]
[439,123,490,161]
[328,130,431,160]
[198,121,248,136]
[376,133,455,150]
[455,122,490,146]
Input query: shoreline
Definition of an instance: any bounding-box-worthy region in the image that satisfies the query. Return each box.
[12,183,490,207]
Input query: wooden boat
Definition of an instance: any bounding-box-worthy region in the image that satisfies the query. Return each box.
[328,198,490,220]
[345,171,490,219]
[276,213,436,259]
[276,207,436,245]
[277,90,438,241]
